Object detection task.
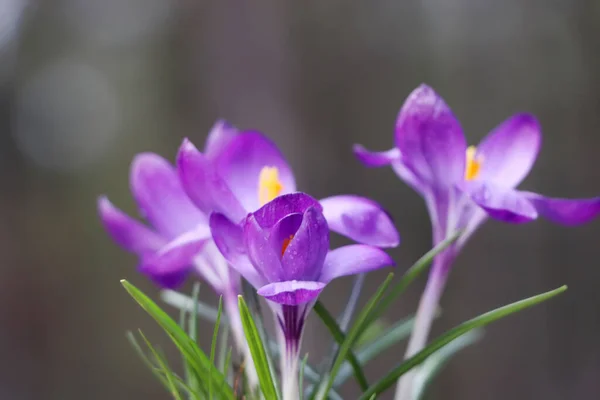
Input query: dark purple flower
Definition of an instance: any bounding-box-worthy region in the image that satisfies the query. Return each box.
[177,123,400,249]
[355,84,600,257]
[210,192,394,397]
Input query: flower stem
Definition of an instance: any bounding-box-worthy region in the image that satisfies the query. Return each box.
[277,305,306,400]
[394,256,450,400]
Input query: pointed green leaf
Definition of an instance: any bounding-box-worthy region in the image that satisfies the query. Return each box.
[414,328,483,400]
[358,285,567,399]
[238,295,279,399]
[313,301,368,390]
[121,280,234,399]
[319,272,395,399]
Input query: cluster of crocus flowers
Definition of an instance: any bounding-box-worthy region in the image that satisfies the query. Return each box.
[100,120,399,399]
[355,84,600,399]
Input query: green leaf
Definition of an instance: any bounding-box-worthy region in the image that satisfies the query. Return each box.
[238,295,279,400]
[319,272,395,399]
[185,283,201,395]
[161,289,228,326]
[358,285,568,399]
[312,301,369,390]
[121,280,234,400]
[137,330,184,400]
[414,328,483,400]
[334,314,417,387]
[126,331,171,390]
[366,231,461,330]
[209,297,223,400]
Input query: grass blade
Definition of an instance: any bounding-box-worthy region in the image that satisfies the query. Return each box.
[358,285,567,399]
[161,290,228,326]
[138,330,184,400]
[413,329,483,400]
[299,353,308,399]
[319,272,395,399]
[313,301,368,390]
[238,295,279,399]
[121,280,234,399]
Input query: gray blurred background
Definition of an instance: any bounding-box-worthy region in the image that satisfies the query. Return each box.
[1,0,599,399]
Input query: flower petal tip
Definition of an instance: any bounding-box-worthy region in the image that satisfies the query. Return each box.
[257,281,325,305]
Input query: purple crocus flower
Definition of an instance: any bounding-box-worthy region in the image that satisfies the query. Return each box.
[97,143,259,386]
[209,192,394,399]
[354,84,600,399]
[176,121,400,250]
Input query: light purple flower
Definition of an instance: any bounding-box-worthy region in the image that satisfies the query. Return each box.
[210,192,394,398]
[355,84,600,400]
[355,84,600,259]
[177,122,400,249]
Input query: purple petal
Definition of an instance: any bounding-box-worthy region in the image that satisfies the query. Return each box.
[394,84,467,187]
[139,225,211,277]
[203,120,239,159]
[214,132,297,211]
[320,195,399,248]
[353,145,400,167]
[257,280,325,305]
[209,213,266,288]
[319,245,394,283]
[251,192,322,229]
[270,212,304,257]
[146,270,189,289]
[476,114,541,188]
[523,192,600,226]
[244,214,284,282]
[130,153,207,239]
[281,207,329,282]
[97,196,166,254]
[177,139,247,222]
[465,181,538,224]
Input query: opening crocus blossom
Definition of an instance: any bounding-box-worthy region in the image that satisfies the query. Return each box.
[354,84,600,399]
[176,121,400,249]
[210,193,395,399]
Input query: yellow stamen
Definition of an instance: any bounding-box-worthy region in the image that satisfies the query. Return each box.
[464,146,483,181]
[258,166,284,206]
[281,234,294,256]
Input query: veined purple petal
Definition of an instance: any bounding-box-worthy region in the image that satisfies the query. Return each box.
[523,192,600,226]
[252,193,322,229]
[258,281,325,305]
[476,114,541,188]
[353,145,400,167]
[319,245,394,283]
[97,196,166,254]
[281,207,329,282]
[138,226,211,288]
[130,153,207,238]
[244,214,284,282]
[209,213,266,288]
[394,84,467,188]
[320,195,399,248]
[465,181,538,224]
[204,120,239,159]
[214,132,296,211]
[177,139,247,222]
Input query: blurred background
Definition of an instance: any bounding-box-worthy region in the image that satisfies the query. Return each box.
[1,0,599,399]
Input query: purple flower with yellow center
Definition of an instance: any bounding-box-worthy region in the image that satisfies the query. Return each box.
[176,121,400,250]
[97,138,259,386]
[209,192,394,399]
[354,84,600,399]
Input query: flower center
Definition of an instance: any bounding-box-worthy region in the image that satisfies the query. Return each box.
[281,234,294,256]
[465,146,483,181]
[258,166,284,206]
